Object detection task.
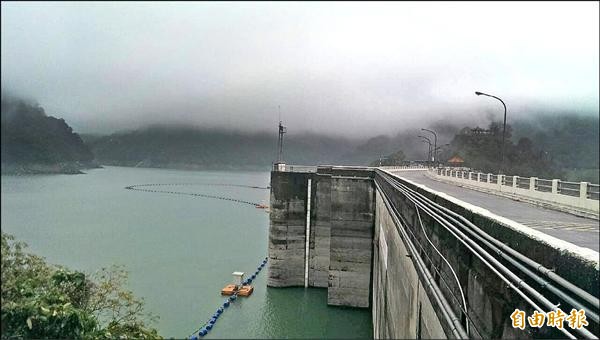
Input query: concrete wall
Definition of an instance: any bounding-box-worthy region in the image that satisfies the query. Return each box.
[268,168,375,308]
[372,189,446,339]
[267,171,311,287]
[327,175,375,307]
[308,174,331,288]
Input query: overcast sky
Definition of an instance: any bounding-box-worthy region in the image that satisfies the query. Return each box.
[1,1,598,136]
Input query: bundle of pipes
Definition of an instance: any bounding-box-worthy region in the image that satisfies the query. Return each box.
[375,170,599,339]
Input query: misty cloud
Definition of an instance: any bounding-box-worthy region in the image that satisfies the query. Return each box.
[1,2,598,136]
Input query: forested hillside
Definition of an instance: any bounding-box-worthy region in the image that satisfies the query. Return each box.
[1,96,96,174]
[84,127,360,170]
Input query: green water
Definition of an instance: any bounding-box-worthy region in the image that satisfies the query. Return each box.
[1,166,372,338]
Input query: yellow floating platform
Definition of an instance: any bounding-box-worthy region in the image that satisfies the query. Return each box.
[237,285,254,297]
[221,284,237,296]
[221,284,254,297]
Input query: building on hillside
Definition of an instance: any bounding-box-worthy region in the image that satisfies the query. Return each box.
[468,127,492,135]
[447,155,465,167]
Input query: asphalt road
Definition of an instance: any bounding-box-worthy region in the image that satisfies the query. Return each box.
[392,170,600,252]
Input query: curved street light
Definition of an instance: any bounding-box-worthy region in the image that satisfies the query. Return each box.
[418,135,432,167]
[433,143,450,166]
[475,91,507,174]
[421,128,437,165]
[419,140,432,166]
[378,155,389,167]
[434,143,450,153]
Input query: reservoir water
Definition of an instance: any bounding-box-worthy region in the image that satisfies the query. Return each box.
[1,166,372,338]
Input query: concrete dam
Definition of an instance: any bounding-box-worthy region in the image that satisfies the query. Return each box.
[266,165,599,339]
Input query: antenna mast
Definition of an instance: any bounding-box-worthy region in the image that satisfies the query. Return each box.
[277,106,287,163]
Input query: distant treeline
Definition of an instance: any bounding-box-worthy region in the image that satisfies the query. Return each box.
[512,114,599,170]
[372,116,599,182]
[1,94,597,182]
[84,127,358,170]
[82,125,471,170]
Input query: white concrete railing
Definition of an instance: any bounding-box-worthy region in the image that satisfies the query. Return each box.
[431,168,599,215]
[272,163,318,172]
[274,164,428,173]
[378,165,428,171]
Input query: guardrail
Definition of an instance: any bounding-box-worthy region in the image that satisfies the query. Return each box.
[433,168,599,216]
[378,165,428,171]
[272,164,318,172]
[273,164,428,173]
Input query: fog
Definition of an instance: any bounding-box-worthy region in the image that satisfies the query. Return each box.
[1,2,598,137]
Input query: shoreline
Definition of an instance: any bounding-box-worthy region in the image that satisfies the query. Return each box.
[1,162,102,175]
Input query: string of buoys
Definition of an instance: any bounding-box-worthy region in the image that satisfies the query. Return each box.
[124,183,269,207]
[188,257,269,339]
[128,182,269,189]
[125,182,270,338]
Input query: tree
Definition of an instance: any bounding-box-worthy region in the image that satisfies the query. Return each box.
[1,233,161,339]
[444,122,562,178]
[369,149,406,166]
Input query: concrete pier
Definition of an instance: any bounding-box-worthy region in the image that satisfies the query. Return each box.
[268,171,311,287]
[327,175,375,307]
[267,167,375,308]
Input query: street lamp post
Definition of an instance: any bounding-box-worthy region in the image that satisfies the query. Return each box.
[418,135,432,167]
[421,128,437,166]
[433,143,450,167]
[475,91,507,174]
[378,155,389,167]
[419,140,432,166]
[434,143,450,154]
